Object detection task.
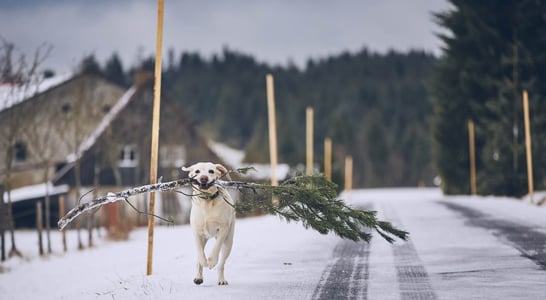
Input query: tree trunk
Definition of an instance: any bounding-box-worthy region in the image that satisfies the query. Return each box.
[1,184,6,261]
[5,176,22,258]
[74,160,84,250]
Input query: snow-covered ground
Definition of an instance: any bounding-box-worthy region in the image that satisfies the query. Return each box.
[1,188,546,299]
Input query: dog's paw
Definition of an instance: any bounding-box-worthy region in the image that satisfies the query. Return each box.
[218,280,228,286]
[194,278,204,285]
[207,256,218,269]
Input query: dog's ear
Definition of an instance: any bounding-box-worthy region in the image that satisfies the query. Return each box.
[182,166,192,172]
[215,164,231,180]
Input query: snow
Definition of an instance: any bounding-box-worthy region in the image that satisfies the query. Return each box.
[3,182,69,203]
[2,188,546,299]
[0,73,73,112]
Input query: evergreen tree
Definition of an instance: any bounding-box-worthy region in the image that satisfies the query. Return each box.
[431,0,546,196]
[104,52,127,87]
[80,54,102,75]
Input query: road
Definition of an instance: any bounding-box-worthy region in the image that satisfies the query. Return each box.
[2,188,546,300]
[310,189,546,300]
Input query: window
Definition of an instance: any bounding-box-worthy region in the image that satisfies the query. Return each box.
[61,103,71,113]
[14,141,27,162]
[118,145,138,167]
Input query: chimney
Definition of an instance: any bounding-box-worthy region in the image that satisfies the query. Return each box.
[133,70,153,86]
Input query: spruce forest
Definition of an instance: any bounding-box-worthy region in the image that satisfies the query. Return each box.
[91,0,546,196]
[98,48,436,189]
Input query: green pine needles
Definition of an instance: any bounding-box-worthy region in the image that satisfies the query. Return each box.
[222,174,408,243]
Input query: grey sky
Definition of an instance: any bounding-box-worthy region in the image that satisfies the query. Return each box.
[0,0,450,73]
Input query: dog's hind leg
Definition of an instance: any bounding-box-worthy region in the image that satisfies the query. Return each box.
[217,223,235,285]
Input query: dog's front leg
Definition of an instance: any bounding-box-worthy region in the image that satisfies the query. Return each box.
[193,234,207,285]
[217,222,235,285]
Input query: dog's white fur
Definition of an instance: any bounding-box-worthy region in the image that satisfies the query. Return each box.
[182,162,235,286]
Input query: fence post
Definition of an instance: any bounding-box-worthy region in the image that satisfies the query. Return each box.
[306,107,314,175]
[467,120,477,195]
[36,202,44,256]
[522,90,534,205]
[266,74,279,186]
[324,138,332,181]
[266,74,279,206]
[59,196,67,252]
[344,156,353,191]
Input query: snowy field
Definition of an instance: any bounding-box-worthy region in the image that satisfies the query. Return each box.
[1,188,546,299]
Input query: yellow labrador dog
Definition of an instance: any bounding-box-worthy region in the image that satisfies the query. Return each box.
[182,162,235,286]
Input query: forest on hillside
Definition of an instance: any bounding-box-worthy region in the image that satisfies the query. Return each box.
[107,47,437,188]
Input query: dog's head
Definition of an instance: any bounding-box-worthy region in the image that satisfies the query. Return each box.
[182,162,230,191]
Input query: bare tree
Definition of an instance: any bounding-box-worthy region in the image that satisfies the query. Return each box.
[0,37,51,257]
[23,81,58,254]
[58,59,111,249]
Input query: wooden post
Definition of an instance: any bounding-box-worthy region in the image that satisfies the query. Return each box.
[59,196,67,252]
[306,107,314,175]
[324,137,332,181]
[523,90,534,205]
[344,156,353,191]
[147,0,164,276]
[36,202,44,256]
[266,74,279,187]
[467,120,477,195]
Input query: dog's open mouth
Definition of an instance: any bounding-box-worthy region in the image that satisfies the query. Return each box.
[199,182,213,189]
[191,179,215,190]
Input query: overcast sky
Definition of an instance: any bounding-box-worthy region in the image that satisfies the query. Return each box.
[0,0,450,73]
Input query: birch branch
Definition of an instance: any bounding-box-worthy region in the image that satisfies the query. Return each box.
[57,179,190,230]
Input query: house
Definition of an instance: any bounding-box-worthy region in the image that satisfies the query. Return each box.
[0,71,228,229]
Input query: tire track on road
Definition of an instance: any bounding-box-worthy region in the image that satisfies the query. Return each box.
[383,205,438,300]
[441,201,546,270]
[312,205,372,300]
[312,238,371,300]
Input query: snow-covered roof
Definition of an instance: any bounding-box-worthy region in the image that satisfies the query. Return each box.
[0,73,73,112]
[54,85,138,182]
[3,182,69,203]
[207,140,290,181]
[66,86,137,163]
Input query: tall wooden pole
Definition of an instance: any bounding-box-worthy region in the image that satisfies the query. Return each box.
[324,137,332,181]
[467,120,477,195]
[146,0,164,276]
[344,156,353,191]
[266,74,279,188]
[523,90,534,205]
[306,107,314,175]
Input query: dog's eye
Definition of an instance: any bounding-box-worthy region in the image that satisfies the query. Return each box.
[195,170,200,174]
[208,169,214,174]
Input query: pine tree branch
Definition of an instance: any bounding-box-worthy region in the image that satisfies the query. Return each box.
[57,174,409,243]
